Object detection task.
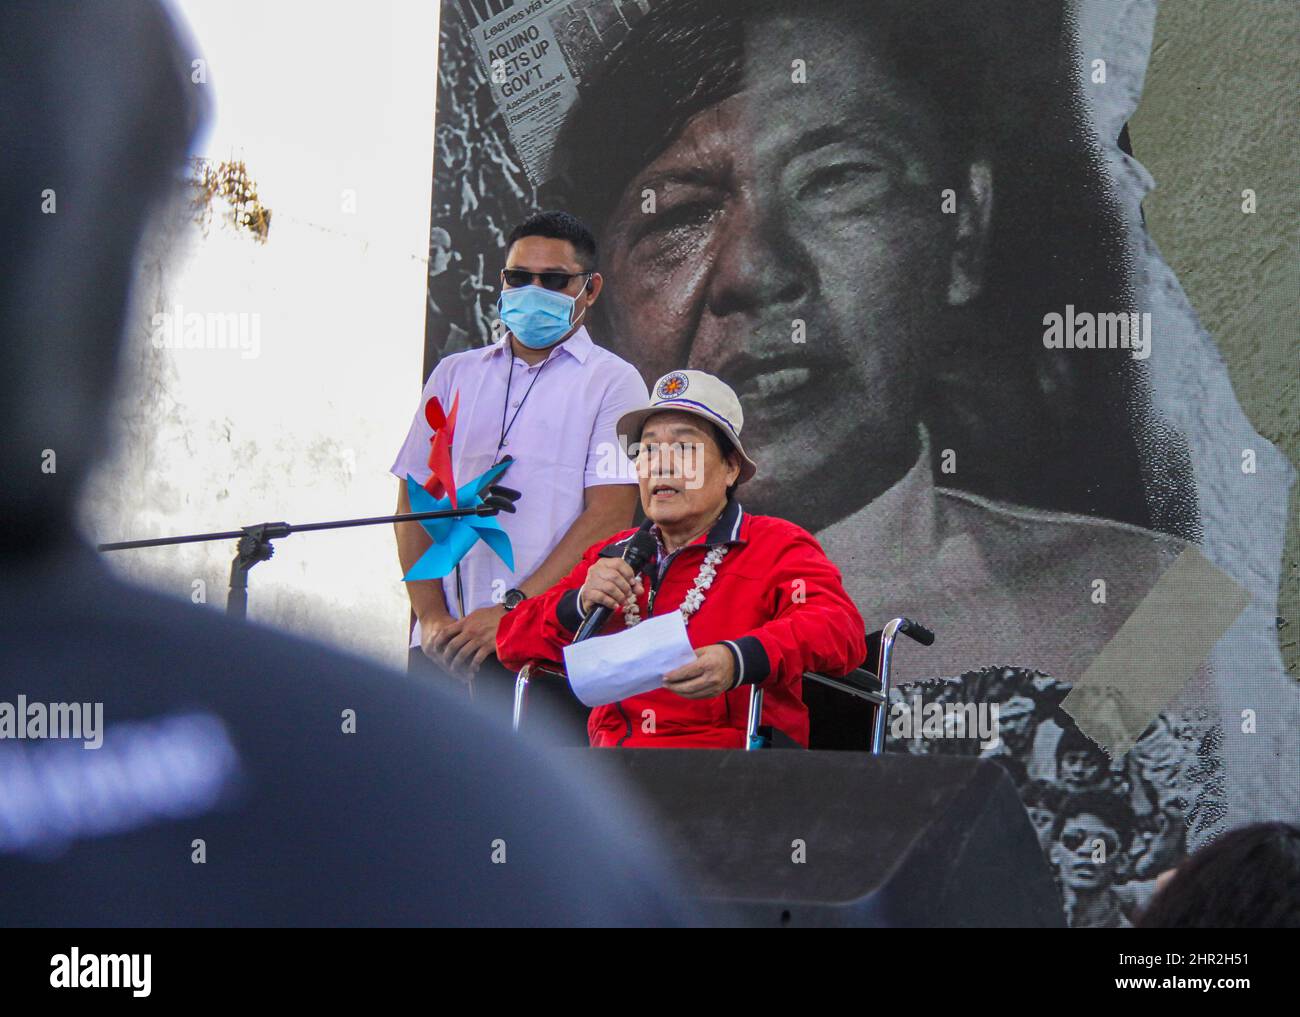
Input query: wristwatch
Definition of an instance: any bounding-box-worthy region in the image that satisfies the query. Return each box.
[502,588,528,612]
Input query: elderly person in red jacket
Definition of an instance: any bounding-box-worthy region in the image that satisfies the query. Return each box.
[496,370,866,748]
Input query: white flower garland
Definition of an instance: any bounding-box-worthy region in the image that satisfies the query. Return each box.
[623,545,729,627]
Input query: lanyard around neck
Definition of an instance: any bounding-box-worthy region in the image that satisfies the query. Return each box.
[497,348,550,456]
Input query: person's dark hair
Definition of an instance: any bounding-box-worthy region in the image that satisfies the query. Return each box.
[506,210,597,271]
[544,0,1197,536]
[1137,822,1300,928]
[705,421,742,501]
[1055,726,1109,766]
[1050,790,1135,848]
[1022,779,1065,813]
[549,0,1003,230]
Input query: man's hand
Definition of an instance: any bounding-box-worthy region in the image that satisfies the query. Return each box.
[579,557,644,616]
[437,604,507,677]
[662,644,736,699]
[419,611,465,678]
[420,606,503,679]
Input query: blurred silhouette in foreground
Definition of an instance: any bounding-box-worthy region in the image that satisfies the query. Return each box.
[1137,822,1300,928]
[0,0,686,926]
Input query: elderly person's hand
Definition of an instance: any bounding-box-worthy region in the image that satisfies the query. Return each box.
[579,557,645,615]
[662,644,735,699]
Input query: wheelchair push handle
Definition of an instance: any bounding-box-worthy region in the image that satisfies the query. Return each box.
[897,618,935,646]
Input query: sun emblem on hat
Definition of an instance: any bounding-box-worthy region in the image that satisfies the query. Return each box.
[657,372,689,400]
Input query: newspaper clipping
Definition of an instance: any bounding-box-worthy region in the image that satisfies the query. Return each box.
[452,0,651,185]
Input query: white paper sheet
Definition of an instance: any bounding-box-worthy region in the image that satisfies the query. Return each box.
[562,611,698,708]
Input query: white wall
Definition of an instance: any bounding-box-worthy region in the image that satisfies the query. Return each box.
[81,1,440,669]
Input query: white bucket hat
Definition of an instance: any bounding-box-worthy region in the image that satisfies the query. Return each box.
[616,370,758,484]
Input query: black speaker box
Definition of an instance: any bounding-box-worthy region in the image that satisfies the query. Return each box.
[577,749,1064,927]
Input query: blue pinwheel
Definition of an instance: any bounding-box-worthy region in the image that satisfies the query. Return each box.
[402,460,514,580]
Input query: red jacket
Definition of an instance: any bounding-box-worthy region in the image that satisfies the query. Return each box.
[496,500,866,748]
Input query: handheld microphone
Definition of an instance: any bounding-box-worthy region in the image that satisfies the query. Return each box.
[572,519,657,643]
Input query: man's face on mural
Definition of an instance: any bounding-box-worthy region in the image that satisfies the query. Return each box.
[598,14,990,527]
[1053,814,1125,892]
[1059,749,1107,792]
[999,699,1037,753]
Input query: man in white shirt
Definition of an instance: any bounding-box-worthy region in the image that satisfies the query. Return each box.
[391,211,647,733]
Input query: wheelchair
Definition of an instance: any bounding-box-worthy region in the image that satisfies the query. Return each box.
[511,616,933,752]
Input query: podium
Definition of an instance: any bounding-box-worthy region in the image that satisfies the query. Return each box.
[577,749,1064,927]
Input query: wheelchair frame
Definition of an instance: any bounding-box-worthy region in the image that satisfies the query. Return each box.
[511,616,932,753]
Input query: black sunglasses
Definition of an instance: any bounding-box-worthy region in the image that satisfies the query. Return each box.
[501,269,592,291]
[1060,830,1119,854]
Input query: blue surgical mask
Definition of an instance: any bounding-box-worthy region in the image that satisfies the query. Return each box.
[497,282,587,350]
